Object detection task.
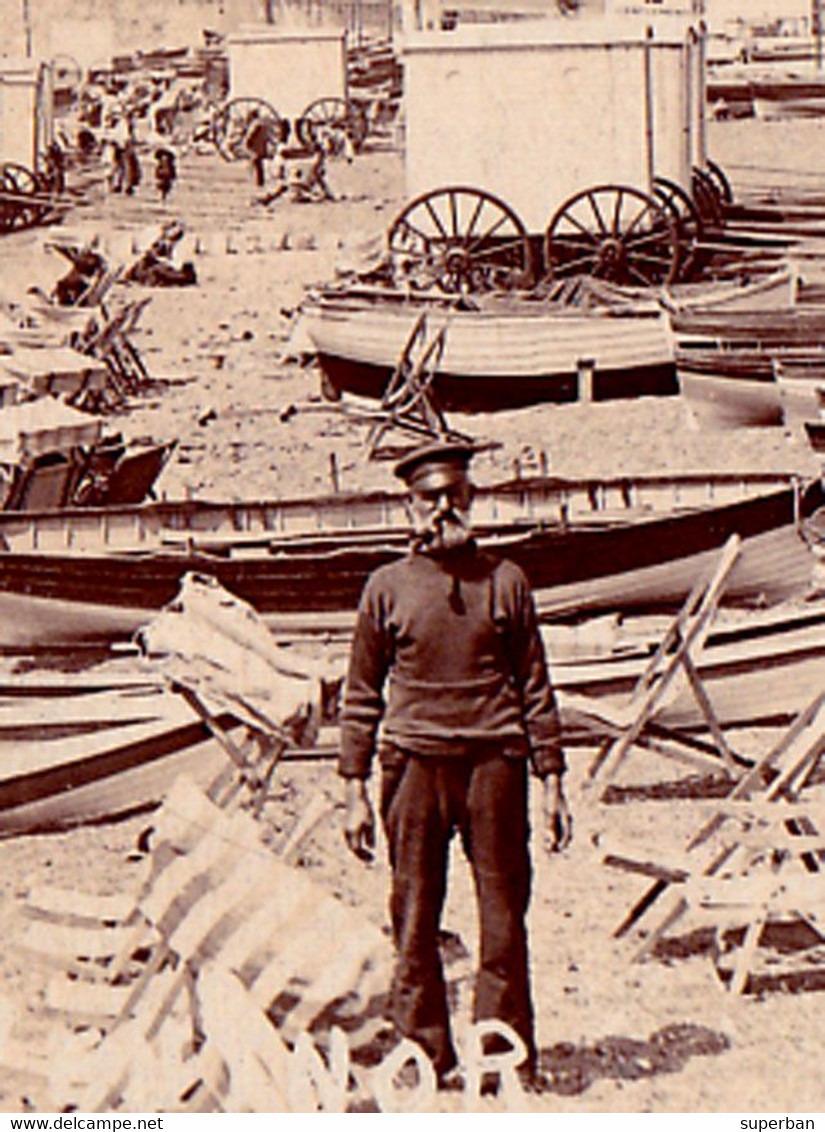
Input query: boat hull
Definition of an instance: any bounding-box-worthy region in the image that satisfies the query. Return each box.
[0,691,231,835]
[0,481,820,649]
[302,301,677,411]
[678,368,783,428]
[318,353,678,411]
[3,597,825,835]
[554,602,825,733]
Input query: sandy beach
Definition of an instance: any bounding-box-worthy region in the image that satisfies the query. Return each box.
[1,111,825,1113]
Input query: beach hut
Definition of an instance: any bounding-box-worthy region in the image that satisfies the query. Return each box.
[216,25,366,157]
[224,25,351,136]
[390,16,713,288]
[0,60,43,169]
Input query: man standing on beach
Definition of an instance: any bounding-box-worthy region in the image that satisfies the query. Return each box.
[339,441,572,1086]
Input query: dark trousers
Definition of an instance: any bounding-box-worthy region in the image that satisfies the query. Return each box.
[379,750,535,1076]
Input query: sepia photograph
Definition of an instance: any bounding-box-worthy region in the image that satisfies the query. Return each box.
[0,0,824,1115]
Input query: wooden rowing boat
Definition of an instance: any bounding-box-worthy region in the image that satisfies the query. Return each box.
[554,600,825,735]
[299,295,677,411]
[775,358,825,430]
[671,307,825,350]
[676,346,825,430]
[0,472,821,649]
[675,350,783,428]
[2,594,825,834]
[805,419,825,454]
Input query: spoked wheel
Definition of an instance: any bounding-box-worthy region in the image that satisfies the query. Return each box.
[51,54,83,93]
[691,166,725,229]
[213,97,281,162]
[0,165,48,229]
[387,186,534,294]
[2,163,39,195]
[705,159,733,204]
[0,192,39,233]
[296,96,368,153]
[653,176,703,282]
[544,184,681,287]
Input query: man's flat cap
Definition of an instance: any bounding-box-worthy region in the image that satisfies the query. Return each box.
[394,441,475,489]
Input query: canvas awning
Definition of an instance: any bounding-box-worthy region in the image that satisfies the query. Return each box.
[0,399,102,463]
[1,347,109,398]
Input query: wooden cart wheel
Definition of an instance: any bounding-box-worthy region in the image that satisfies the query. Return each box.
[691,167,725,228]
[296,96,368,153]
[388,186,533,294]
[51,54,83,92]
[0,194,38,232]
[2,163,39,196]
[544,184,681,287]
[0,191,19,234]
[653,176,703,281]
[1,165,47,228]
[705,159,733,204]
[213,97,281,163]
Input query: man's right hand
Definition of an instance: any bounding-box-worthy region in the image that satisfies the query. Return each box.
[343,777,375,864]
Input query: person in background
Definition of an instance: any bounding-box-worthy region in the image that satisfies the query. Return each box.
[244,109,273,189]
[154,146,177,202]
[121,115,142,197]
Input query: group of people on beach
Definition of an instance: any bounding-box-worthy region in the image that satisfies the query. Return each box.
[103,112,179,203]
[76,75,187,204]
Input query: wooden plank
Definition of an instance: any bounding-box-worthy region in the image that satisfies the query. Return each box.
[214,881,319,974]
[603,853,689,884]
[24,884,141,923]
[198,963,291,1111]
[0,709,207,778]
[16,918,141,966]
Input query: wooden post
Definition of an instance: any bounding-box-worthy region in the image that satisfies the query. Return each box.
[21,0,32,58]
[577,358,595,403]
[684,26,695,183]
[643,26,655,192]
[696,21,708,168]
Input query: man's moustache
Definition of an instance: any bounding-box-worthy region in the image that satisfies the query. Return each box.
[419,512,470,544]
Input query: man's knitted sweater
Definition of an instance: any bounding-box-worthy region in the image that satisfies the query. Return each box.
[339,541,565,779]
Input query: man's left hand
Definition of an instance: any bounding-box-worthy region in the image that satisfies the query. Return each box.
[543,774,572,853]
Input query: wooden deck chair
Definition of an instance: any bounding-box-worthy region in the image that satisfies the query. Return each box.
[77,265,124,310]
[83,305,138,396]
[4,452,78,511]
[73,800,360,1112]
[177,867,393,1112]
[94,304,150,395]
[604,690,825,994]
[364,312,472,458]
[103,441,175,505]
[116,297,153,386]
[570,535,744,810]
[9,778,269,1107]
[9,759,337,1112]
